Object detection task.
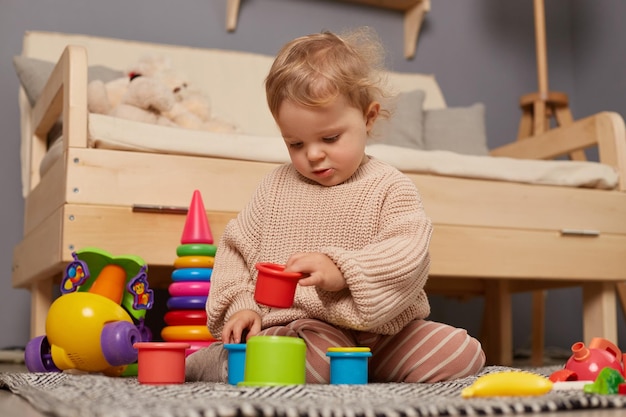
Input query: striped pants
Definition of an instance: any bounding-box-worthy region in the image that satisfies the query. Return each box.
[185,318,485,383]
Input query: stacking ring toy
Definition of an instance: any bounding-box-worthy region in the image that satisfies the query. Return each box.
[166,296,208,310]
[177,244,217,257]
[169,281,211,297]
[164,310,208,326]
[171,268,212,282]
[161,325,214,341]
[174,256,214,269]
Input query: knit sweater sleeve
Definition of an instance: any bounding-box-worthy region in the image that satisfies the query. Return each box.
[318,173,432,333]
[205,171,272,338]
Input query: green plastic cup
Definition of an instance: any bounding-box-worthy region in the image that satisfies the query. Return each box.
[238,335,306,386]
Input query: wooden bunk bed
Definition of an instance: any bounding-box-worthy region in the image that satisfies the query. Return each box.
[12,31,626,366]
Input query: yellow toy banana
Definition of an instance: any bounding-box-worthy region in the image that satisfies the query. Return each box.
[461,371,553,398]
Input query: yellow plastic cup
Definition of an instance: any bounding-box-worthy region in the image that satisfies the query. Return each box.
[238,336,306,386]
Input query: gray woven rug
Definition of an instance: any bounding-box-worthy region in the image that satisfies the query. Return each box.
[2,366,626,417]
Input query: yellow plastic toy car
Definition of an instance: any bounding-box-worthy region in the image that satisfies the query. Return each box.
[24,247,154,376]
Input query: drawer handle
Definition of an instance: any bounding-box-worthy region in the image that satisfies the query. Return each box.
[560,229,600,237]
[132,204,188,215]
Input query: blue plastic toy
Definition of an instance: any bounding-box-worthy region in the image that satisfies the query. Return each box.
[326,347,372,384]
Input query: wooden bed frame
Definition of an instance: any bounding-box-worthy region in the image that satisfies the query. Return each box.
[12,40,626,366]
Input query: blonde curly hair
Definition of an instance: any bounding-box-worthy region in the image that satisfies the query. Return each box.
[265,27,389,119]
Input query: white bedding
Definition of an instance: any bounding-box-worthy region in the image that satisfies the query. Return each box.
[38,114,619,192]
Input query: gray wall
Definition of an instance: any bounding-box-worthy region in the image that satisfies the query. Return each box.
[1,0,624,354]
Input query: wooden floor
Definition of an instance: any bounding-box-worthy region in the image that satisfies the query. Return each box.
[1,363,626,417]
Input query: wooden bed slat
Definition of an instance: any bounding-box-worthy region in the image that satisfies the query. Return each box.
[22,147,626,236]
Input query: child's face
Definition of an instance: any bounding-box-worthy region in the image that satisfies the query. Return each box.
[276,95,379,186]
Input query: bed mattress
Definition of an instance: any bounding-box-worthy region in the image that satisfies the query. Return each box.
[38,114,619,192]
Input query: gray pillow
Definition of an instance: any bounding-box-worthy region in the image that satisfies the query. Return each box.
[13,56,124,106]
[370,89,426,149]
[423,103,489,156]
[13,56,124,145]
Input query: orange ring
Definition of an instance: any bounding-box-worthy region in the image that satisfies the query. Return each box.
[174,256,214,269]
[161,325,214,341]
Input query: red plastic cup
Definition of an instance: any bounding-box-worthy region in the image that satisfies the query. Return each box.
[254,263,303,308]
[134,342,190,384]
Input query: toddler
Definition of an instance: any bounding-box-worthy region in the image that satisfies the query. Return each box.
[186,28,485,383]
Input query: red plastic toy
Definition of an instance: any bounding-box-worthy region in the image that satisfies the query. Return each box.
[254,263,303,308]
[134,342,190,384]
[550,337,626,382]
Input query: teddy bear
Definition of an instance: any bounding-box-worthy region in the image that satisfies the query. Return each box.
[87,55,237,133]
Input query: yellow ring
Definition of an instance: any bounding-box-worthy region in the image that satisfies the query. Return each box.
[161,325,214,341]
[327,347,371,353]
[174,256,214,269]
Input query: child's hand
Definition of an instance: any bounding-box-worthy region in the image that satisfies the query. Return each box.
[222,309,261,344]
[285,252,346,292]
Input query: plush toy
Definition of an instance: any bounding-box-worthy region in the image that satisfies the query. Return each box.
[87,55,237,133]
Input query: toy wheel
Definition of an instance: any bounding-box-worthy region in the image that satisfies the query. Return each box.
[101,321,141,366]
[24,336,60,373]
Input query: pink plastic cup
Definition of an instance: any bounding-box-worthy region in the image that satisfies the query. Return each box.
[134,342,190,384]
[254,263,303,308]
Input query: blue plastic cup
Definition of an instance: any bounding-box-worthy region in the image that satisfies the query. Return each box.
[224,343,247,385]
[326,347,372,384]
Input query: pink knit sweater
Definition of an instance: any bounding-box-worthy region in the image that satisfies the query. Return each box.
[207,157,433,337]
